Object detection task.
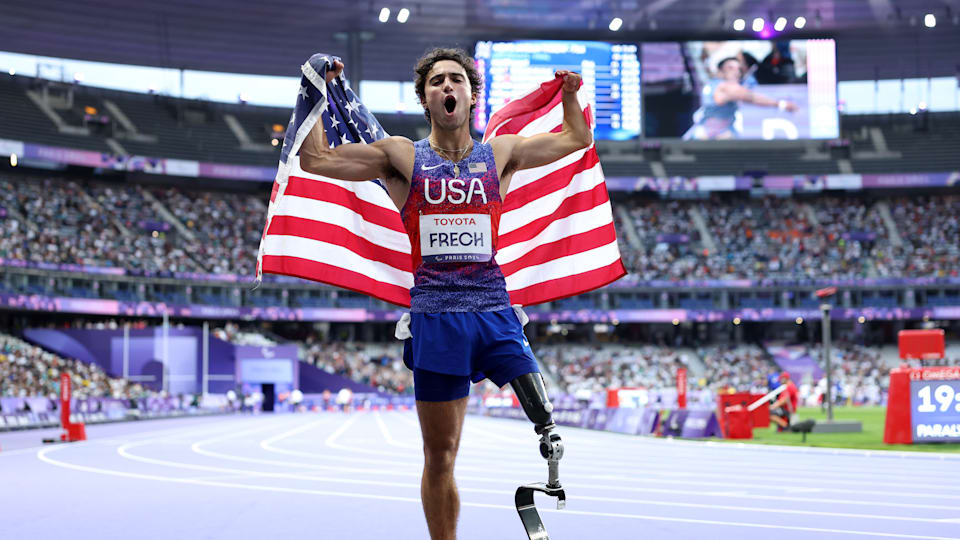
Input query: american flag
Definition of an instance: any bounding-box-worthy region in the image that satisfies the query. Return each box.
[257,54,625,307]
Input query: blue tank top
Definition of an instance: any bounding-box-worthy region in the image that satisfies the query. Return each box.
[701,79,738,121]
[400,139,511,313]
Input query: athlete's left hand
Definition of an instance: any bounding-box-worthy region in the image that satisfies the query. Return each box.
[556,70,582,94]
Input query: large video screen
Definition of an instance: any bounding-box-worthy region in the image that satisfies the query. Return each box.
[641,39,838,140]
[473,40,641,140]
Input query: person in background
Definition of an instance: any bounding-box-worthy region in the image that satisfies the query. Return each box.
[770,371,799,431]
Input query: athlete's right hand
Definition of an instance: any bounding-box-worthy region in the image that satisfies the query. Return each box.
[326,60,344,83]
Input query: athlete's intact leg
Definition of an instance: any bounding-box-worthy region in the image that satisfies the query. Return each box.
[417,396,469,540]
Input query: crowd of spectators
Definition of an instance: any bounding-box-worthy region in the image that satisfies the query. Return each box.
[699,344,774,393]
[2,174,959,283]
[537,343,693,397]
[302,338,411,395]
[0,332,151,400]
[614,194,960,281]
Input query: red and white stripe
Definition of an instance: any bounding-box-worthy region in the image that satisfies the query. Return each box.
[259,165,414,307]
[259,76,624,307]
[485,77,626,306]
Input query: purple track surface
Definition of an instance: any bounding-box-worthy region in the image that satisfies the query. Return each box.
[2,413,959,540]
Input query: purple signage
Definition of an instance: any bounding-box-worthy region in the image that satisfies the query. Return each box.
[680,410,723,438]
[766,343,825,382]
[3,292,960,323]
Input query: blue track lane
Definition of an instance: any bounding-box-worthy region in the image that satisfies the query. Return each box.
[2,412,960,540]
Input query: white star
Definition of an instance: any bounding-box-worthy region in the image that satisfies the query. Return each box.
[349,97,361,111]
[347,114,358,126]
[340,133,351,145]
[365,124,379,139]
[329,115,341,130]
[344,100,356,114]
[298,85,309,100]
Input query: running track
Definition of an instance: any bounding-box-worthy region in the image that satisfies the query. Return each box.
[1,412,959,539]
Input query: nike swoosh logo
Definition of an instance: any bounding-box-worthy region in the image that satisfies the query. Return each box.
[421,163,443,171]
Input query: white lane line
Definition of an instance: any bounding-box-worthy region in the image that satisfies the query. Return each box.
[111,416,955,528]
[31,445,960,540]
[275,415,960,498]
[187,420,959,513]
[213,440,960,511]
[374,411,420,449]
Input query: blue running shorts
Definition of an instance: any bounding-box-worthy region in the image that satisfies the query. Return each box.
[402,307,540,402]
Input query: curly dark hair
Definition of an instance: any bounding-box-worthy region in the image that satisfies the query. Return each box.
[413,47,482,123]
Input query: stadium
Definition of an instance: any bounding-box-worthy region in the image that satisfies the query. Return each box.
[1,1,959,538]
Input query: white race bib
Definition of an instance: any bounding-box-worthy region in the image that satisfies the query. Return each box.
[419,213,492,263]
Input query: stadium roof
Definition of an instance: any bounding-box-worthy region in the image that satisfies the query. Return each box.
[3,0,958,81]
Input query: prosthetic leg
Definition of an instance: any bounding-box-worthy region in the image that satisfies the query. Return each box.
[510,373,565,540]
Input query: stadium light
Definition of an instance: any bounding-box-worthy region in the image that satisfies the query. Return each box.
[794,16,806,28]
[397,8,410,23]
[10,153,17,167]
[752,17,765,32]
[858,316,866,324]
[733,317,741,325]
[379,7,390,23]
[733,18,746,31]
[909,107,918,115]
[774,17,787,31]
[609,17,623,31]
[924,13,936,27]
[795,317,804,325]
[7,68,14,76]
[271,138,279,147]
[73,72,85,83]
[919,101,928,110]
[672,318,680,326]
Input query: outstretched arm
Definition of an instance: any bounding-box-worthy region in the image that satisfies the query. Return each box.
[493,71,594,175]
[716,81,798,111]
[298,60,413,182]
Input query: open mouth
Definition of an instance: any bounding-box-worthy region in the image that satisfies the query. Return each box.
[443,95,457,114]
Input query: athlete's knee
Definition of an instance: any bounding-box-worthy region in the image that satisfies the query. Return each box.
[509,372,554,429]
[423,436,458,472]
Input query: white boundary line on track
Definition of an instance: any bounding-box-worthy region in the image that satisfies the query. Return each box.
[186,419,960,512]
[260,412,960,496]
[252,413,960,504]
[32,440,960,540]
[108,415,960,522]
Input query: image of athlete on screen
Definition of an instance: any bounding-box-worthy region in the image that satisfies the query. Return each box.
[683,56,799,140]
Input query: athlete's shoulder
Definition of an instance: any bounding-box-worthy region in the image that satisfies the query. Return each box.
[374,135,415,151]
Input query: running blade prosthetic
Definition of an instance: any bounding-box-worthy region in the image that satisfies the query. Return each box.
[515,482,565,540]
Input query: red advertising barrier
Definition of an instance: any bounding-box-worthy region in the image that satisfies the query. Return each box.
[58,373,86,442]
[677,368,687,409]
[716,392,770,436]
[898,329,945,360]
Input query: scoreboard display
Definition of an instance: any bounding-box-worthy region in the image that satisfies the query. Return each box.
[885,329,958,444]
[473,40,641,140]
[908,371,960,442]
[886,365,960,444]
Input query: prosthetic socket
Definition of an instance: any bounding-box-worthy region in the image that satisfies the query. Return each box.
[509,373,564,488]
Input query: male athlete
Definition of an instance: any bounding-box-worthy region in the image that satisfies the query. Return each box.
[298,48,592,540]
[684,56,798,140]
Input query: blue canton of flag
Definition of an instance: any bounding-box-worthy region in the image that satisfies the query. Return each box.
[279,53,386,167]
